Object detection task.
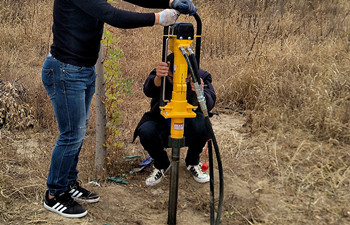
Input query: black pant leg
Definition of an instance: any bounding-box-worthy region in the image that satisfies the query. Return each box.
[137,120,170,170]
[184,112,210,166]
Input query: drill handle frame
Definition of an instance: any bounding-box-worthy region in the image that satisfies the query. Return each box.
[159,13,202,108]
[160,26,170,107]
[193,13,202,68]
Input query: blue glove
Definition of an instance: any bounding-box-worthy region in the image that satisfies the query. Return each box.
[171,0,197,16]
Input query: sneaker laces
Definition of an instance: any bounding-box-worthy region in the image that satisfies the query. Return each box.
[148,168,165,180]
[58,192,79,207]
[70,180,89,195]
[190,164,206,177]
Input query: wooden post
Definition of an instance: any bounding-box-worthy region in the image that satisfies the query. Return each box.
[95,45,106,173]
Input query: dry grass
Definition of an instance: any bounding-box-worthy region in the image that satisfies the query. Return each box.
[1,0,350,224]
[199,0,350,144]
[0,0,54,129]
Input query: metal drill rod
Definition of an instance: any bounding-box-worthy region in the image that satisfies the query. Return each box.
[167,146,180,225]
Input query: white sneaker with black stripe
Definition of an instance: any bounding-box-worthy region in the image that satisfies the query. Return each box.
[187,164,210,183]
[69,180,100,203]
[43,190,87,218]
[146,166,170,186]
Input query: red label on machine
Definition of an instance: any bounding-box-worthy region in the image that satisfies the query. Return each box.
[174,123,184,130]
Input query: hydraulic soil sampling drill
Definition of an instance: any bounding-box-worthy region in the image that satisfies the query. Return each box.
[159,13,224,225]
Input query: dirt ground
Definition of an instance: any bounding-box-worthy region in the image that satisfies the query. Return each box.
[2,110,350,225]
[2,89,348,223]
[2,0,350,223]
[2,112,256,225]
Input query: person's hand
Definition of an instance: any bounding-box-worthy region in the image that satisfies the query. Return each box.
[171,0,197,15]
[156,62,170,78]
[157,9,180,26]
[190,77,204,91]
[154,62,170,87]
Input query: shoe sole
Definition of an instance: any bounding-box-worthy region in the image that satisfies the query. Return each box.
[194,177,210,183]
[145,178,163,186]
[73,196,100,203]
[44,202,87,218]
[187,166,210,183]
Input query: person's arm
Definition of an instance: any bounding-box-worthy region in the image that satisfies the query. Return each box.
[124,0,198,14]
[143,61,171,100]
[123,0,171,9]
[153,61,170,87]
[200,70,216,112]
[71,0,177,28]
[143,70,161,98]
[71,0,154,28]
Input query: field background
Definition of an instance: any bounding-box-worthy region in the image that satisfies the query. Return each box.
[1,0,350,224]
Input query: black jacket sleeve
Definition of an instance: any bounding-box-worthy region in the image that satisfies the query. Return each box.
[199,69,216,112]
[133,67,217,142]
[143,69,162,99]
[71,0,162,28]
[124,0,170,9]
[143,68,217,112]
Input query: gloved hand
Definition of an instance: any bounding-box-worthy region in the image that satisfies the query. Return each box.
[171,0,197,15]
[158,9,180,26]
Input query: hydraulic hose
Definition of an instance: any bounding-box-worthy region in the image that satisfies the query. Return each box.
[179,47,207,117]
[187,47,201,106]
[205,117,224,224]
[208,139,215,225]
[179,46,224,224]
[187,47,201,87]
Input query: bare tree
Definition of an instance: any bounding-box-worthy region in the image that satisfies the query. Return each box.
[95,45,106,173]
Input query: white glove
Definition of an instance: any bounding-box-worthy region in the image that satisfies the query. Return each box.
[158,9,180,26]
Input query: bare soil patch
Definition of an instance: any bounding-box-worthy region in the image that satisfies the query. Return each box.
[1,112,254,225]
[1,106,349,225]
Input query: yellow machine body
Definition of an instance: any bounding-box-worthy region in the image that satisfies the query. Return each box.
[160,36,197,139]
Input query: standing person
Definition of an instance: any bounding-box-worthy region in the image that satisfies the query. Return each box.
[41,0,197,219]
[133,53,216,186]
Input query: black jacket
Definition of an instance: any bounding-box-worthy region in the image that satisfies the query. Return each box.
[51,0,170,67]
[133,68,216,141]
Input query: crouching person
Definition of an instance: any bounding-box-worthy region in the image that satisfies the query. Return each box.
[133,53,216,186]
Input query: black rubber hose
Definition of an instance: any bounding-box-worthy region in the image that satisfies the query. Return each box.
[205,117,224,224]
[187,48,200,106]
[208,140,215,225]
[180,47,224,224]
[188,51,201,87]
[180,47,198,83]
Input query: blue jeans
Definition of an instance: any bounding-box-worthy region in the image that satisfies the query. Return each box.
[42,54,96,196]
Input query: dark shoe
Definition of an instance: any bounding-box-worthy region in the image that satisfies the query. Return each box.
[43,190,87,218]
[69,180,100,203]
